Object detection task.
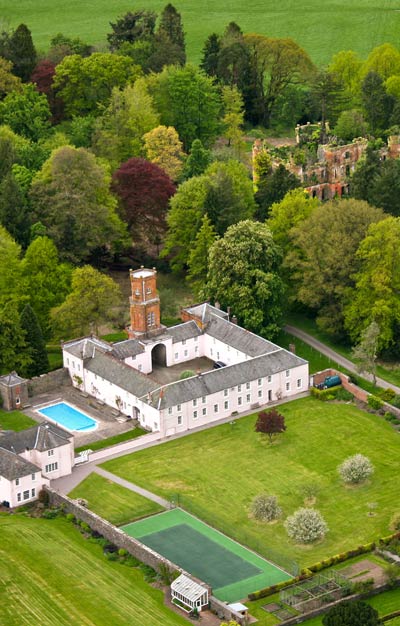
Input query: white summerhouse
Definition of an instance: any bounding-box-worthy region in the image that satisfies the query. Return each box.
[171,574,209,613]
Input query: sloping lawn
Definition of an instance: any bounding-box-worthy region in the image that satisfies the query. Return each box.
[0,515,188,626]
[75,426,146,454]
[0,409,36,431]
[68,473,164,525]
[102,397,400,568]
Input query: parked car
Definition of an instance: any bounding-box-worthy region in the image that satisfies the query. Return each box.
[213,361,226,369]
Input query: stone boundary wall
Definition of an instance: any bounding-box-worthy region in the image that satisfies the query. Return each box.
[47,488,247,624]
[279,581,400,625]
[28,368,71,397]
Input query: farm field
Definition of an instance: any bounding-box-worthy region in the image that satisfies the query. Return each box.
[2,0,400,65]
[0,515,188,626]
[68,473,164,525]
[102,397,400,568]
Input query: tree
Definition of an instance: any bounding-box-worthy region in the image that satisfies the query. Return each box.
[112,157,175,246]
[143,125,185,181]
[286,199,386,339]
[20,236,71,337]
[0,83,51,141]
[352,322,380,384]
[157,4,185,63]
[107,11,156,51]
[310,69,347,136]
[284,508,328,544]
[221,85,245,157]
[51,266,122,338]
[0,57,22,99]
[7,24,36,82]
[267,189,319,257]
[255,409,286,443]
[186,214,218,299]
[92,80,159,169]
[53,53,141,117]
[200,33,221,77]
[19,304,49,377]
[182,139,211,179]
[334,109,368,142]
[328,50,363,103]
[206,220,285,337]
[351,145,381,202]
[322,600,380,626]
[250,494,282,522]
[0,225,22,300]
[364,43,400,81]
[344,217,400,350]
[361,71,393,133]
[0,299,32,375]
[255,164,301,220]
[30,146,127,263]
[338,454,374,485]
[0,171,30,247]
[244,34,315,127]
[48,32,92,61]
[368,159,400,217]
[148,64,221,150]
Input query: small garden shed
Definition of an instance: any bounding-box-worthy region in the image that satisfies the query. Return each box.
[171,574,209,613]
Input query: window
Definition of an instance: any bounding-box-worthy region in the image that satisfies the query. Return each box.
[246,394,251,402]
[268,390,272,402]
[194,336,198,342]
[258,378,262,386]
[94,374,97,379]
[31,488,36,498]
[286,370,290,377]
[214,404,218,413]
[193,411,198,419]
[146,287,152,294]
[177,416,182,425]
[147,311,155,327]
[195,346,199,354]
[168,407,172,414]
[45,462,58,473]
[246,382,250,390]
[177,404,181,411]
[31,474,36,481]
[210,348,213,356]
[267,375,272,383]
[138,364,142,372]
[23,490,30,500]
[224,401,229,410]
[15,478,19,486]
[238,384,242,392]
[193,399,197,407]
[17,493,21,502]
[182,339,186,345]
[297,378,302,389]
[224,389,228,397]
[217,352,220,360]
[286,382,290,391]
[77,363,80,371]
[202,396,206,404]
[47,450,54,457]
[135,289,140,296]
[202,408,206,416]
[238,397,242,406]
[258,389,262,398]
[184,350,188,357]
[72,360,75,368]
[66,357,69,365]
[175,352,178,359]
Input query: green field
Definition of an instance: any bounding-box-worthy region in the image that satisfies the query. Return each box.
[102,397,400,569]
[75,425,146,454]
[2,1,400,65]
[123,508,290,602]
[68,473,164,525]
[0,515,188,626]
[0,409,36,431]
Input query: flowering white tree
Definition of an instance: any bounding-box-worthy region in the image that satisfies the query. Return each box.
[338,454,374,484]
[250,494,282,522]
[284,508,328,544]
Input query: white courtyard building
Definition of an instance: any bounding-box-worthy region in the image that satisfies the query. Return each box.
[62,268,309,435]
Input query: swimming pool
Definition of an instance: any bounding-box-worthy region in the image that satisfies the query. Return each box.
[38,402,98,432]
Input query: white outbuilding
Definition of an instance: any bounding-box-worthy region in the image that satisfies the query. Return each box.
[171,574,209,613]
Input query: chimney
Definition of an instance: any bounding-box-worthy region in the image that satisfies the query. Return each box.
[231,315,238,325]
[289,343,296,354]
[214,301,220,310]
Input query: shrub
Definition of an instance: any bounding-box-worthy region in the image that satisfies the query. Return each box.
[300,482,320,502]
[139,563,157,582]
[351,577,374,593]
[179,370,195,379]
[118,548,127,557]
[41,508,60,519]
[390,512,400,532]
[65,513,75,523]
[384,411,398,422]
[367,395,383,411]
[378,388,396,402]
[335,388,354,402]
[79,521,91,533]
[323,600,380,626]
[250,494,282,522]
[38,489,49,506]
[385,563,399,586]
[284,508,328,544]
[338,454,374,484]
[390,394,400,408]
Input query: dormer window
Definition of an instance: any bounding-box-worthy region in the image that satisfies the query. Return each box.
[146,287,152,294]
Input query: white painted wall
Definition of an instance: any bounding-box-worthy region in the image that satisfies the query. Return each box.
[21,443,74,480]
[0,471,49,508]
[202,334,248,366]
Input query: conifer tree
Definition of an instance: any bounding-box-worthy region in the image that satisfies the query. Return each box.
[20,304,49,378]
[8,24,37,82]
[187,214,218,298]
[200,33,221,77]
[182,139,211,179]
[157,4,185,63]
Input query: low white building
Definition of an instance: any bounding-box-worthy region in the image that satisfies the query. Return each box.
[171,574,209,613]
[62,269,309,435]
[0,423,74,508]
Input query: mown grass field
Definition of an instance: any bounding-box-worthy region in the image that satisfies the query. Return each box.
[2,0,400,65]
[0,515,188,626]
[0,409,36,431]
[68,473,164,525]
[102,397,400,569]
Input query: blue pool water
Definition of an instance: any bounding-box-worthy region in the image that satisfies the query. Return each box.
[38,402,97,432]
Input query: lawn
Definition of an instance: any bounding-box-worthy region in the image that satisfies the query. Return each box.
[2,1,400,65]
[75,425,146,454]
[0,515,188,626]
[102,397,400,569]
[0,409,36,431]
[68,473,164,525]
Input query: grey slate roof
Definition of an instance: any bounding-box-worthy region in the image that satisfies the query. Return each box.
[205,314,279,357]
[111,339,145,360]
[0,422,72,455]
[63,337,112,359]
[0,448,40,480]
[184,302,228,322]
[145,349,307,409]
[85,352,159,398]
[167,321,201,343]
[0,371,27,387]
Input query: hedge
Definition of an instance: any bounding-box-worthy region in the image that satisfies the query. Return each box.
[310,386,342,401]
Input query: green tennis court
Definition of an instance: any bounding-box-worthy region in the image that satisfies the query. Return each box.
[121,508,290,602]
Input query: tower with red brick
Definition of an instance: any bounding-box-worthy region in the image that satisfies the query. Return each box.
[128,267,164,338]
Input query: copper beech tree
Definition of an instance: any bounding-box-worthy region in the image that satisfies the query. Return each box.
[255,408,286,443]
